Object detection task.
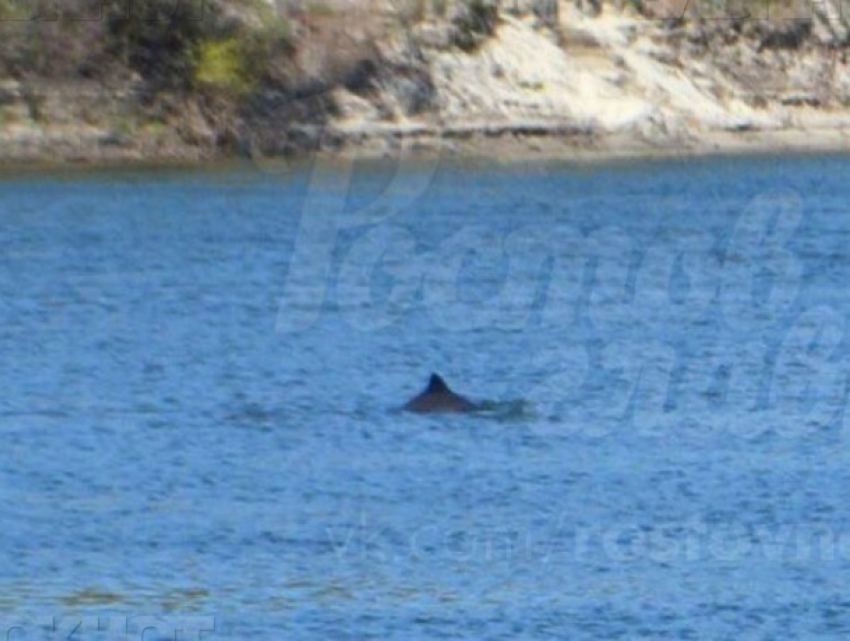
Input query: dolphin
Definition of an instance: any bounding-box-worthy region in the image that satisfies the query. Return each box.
[402,373,478,414]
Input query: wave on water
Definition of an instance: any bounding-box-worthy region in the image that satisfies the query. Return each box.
[472,398,536,421]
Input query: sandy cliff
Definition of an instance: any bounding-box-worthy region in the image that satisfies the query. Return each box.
[329,0,850,158]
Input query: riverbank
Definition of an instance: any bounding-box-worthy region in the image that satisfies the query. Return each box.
[3,122,850,169]
[2,0,850,167]
[4,109,850,168]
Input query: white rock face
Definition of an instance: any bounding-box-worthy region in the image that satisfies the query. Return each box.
[429,13,651,129]
[326,0,850,153]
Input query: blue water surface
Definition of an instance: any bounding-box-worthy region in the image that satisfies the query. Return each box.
[2,154,850,639]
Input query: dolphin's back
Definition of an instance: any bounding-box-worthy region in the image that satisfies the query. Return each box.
[402,373,477,413]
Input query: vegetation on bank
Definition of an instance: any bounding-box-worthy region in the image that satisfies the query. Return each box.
[0,0,831,86]
[0,0,503,92]
[0,0,292,95]
[0,0,509,154]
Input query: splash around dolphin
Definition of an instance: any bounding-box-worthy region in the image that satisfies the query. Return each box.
[402,373,478,414]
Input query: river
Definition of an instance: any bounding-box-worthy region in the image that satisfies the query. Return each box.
[1,154,850,638]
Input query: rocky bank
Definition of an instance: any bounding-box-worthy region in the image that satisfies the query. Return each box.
[3,0,850,164]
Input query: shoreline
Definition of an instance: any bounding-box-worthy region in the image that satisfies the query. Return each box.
[4,1,850,176]
[1,125,850,174]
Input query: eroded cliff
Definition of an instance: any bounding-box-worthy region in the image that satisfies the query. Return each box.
[1,0,849,163]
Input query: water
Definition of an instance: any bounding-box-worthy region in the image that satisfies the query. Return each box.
[2,155,850,639]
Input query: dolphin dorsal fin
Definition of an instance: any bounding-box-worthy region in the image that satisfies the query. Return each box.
[427,373,450,393]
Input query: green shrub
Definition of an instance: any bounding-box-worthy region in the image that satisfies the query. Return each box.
[0,0,58,20]
[452,0,499,51]
[103,0,209,90]
[195,10,293,97]
[0,0,291,99]
[304,1,336,16]
[0,1,103,78]
[194,38,253,95]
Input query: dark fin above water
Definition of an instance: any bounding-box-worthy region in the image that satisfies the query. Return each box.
[402,372,477,414]
[427,373,450,394]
